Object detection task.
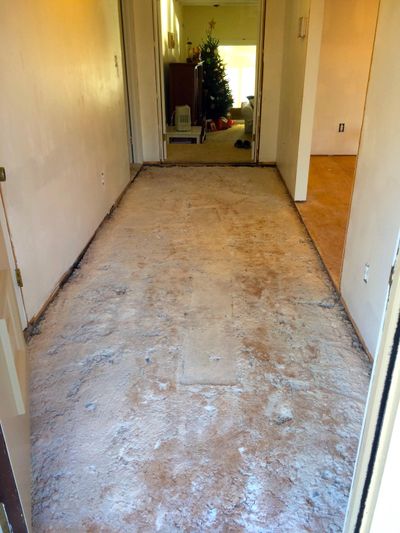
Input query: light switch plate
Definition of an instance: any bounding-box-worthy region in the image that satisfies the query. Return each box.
[298,16,308,38]
[168,32,175,49]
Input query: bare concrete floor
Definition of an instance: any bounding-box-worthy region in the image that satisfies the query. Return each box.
[29,166,371,532]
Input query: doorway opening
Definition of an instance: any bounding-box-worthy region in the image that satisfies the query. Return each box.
[156,0,264,164]
[296,0,380,290]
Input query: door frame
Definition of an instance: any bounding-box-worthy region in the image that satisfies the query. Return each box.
[0,188,27,329]
[343,245,400,531]
[152,0,267,163]
[252,0,267,162]
[118,0,135,164]
[120,0,145,164]
[296,0,379,204]
[152,0,167,161]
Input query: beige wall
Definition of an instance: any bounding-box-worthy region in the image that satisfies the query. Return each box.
[182,5,260,48]
[161,0,184,63]
[341,0,400,358]
[258,0,285,163]
[0,0,131,321]
[276,0,324,200]
[312,0,379,155]
[130,0,163,162]
[160,0,184,124]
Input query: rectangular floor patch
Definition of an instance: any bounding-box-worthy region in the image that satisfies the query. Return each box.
[179,322,237,385]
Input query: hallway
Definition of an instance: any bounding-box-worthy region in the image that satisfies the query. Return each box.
[29,166,371,531]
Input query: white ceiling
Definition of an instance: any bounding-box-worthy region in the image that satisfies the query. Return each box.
[180,0,259,5]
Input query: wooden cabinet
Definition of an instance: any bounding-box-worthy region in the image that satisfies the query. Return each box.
[168,63,203,126]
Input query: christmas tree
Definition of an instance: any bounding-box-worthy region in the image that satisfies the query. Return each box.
[200,20,233,120]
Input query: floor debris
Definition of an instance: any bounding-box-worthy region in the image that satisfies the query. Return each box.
[30,166,371,532]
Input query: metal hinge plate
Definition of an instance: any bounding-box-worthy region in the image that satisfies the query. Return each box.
[15,268,23,288]
[0,503,11,533]
[389,264,395,288]
[0,167,6,182]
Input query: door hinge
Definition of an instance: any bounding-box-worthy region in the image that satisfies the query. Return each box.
[0,167,6,182]
[0,502,11,533]
[15,268,23,288]
[389,264,395,288]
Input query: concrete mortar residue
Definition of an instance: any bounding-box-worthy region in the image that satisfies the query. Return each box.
[29,166,371,532]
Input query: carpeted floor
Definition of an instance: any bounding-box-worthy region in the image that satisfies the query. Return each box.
[30,166,370,532]
[167,122,252,163]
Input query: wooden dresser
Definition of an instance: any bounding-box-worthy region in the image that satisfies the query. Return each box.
[168,62,203,126]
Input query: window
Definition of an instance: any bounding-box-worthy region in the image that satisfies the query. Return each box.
[218,45,257,108]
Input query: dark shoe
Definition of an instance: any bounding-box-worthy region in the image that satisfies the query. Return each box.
[234,139,244,148]
[243,140,251,149]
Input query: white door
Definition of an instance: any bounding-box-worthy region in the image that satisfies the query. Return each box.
[0,185,27,329]
[0,209,30,530]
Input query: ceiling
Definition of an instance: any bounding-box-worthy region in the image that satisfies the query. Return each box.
[179,1,259,5]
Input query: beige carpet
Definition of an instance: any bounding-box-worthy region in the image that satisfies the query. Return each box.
[167,122,252,163]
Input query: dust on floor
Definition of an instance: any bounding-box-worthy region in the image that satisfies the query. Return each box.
[29,166,371,532]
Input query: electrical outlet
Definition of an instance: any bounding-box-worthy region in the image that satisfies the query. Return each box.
[100,172,105,186]
[363,263,370,283]
[339,123,345,133]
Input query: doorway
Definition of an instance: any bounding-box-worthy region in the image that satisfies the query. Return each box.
[296,0,380,290]
[156,0,264,164]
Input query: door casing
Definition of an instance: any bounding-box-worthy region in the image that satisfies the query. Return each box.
[152,0,267,163]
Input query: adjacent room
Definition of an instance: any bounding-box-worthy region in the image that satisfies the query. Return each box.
[160,0,261,163]
[296,0,380,289]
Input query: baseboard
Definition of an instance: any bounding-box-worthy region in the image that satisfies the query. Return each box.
[24,165,142,340]
[310,153,358,157]
[144,161,276,168]
[340,296,374,362]
[275,166,373,363]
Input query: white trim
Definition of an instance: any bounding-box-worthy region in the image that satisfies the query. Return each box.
[0,190,27,329]
[152,0,167,161]
[252,0,267,162]
[344,247,400,531]
[294,0,325,201]
[120,0,145,163]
